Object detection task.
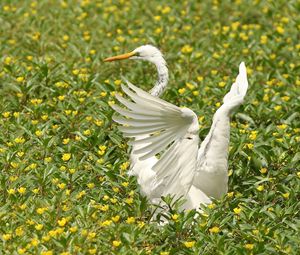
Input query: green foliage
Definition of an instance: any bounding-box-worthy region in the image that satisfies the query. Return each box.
[0,0,299,254]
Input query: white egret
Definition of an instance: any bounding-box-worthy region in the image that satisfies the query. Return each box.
[104,45,248,211]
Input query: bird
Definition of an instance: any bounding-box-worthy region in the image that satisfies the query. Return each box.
[104,45,248,211]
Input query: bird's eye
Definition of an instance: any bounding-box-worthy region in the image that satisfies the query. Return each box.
[135,52,141,57]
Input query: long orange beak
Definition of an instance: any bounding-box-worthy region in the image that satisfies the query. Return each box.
[104,51,136,62]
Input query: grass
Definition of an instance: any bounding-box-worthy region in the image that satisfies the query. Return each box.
[0,0,300,254]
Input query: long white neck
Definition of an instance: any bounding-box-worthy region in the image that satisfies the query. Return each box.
[149,59,169,97]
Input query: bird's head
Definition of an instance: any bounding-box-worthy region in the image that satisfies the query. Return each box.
[104,45,165,65]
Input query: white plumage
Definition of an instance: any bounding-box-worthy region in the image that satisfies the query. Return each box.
[104,45,249,211]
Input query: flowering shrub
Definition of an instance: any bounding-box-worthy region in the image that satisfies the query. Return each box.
[0,0,299,254]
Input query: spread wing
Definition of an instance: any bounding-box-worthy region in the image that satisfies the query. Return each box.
[193,62,249,198]
[111,80,199,199]
[222,62,248,110]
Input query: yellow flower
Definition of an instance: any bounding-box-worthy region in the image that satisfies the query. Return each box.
[211,70,218,75]
[32,188,39,194]
[120,161,130,170]
[112,215,120,223]
[178,88,186,94]
[57,218,67,227]
[245,143,254,149]
[16,76,25,83]
[100,204,109,211]
[161,6,171,14]
[125,197,133,204]
[15,227,24,236]
[45,157,52,163]
[35,130,43,137]
[94,119,103,126]
[87,183,95,189]
[181,45,193,54]
[218,81,226,87]
[31,238,39,246]
[35,224,43,230]
[63,35,69,41]
[88,248,97,254]
[227,192,234,198]
[14,137,25,144]
[277,124,288,130]
[155,27,163,34]
[62,153,71,161]
[99,145,107,151]
[256,185,264,191]
[26,219,35,225]
[122,182,129,187]
[209,226,220,234]
[41,251,53,255]
[31,32,41,41]
[184,241,195,248]
[4,56,13,65]
[108,100,115,106]
[40,114,48,121]
[76,191,86,199]
[281,96,290,102]
[36,207,47,214]
[260,168,267,174]
[83,129,91,136]
[10,162,19,168]
[2,233,12,241]
[69,226,78,233]
[197,76,203,82]
[214,102,220,107]
[101,220,112,227]
[18,248,26,254]
[58,95,65,101]
[233,207,242,214]
[63,138,70,145]
[89,49,96,55]
[282,192,290,199]
[274,105,282,111]
[57,183,66,189]
[276,26,284,34]
[112,240,121,247]
[249,131,258,140]
[7,188,16,195]
[18,187,26,194]
[244,243,254,250]
[126,217,135,224]
[2,111,11,118]
[160,252,170,255]
[207,203,215,209]
[69,168,76,174]
[185,82,194,90]
[263,94,269,102]
[13,112,20,118]
[88,232,96,239]
[138,221,145,228]
[260,35,268,44]
[171,214,179,221]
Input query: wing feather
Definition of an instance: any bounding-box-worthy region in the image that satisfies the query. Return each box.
[112,80,199,199]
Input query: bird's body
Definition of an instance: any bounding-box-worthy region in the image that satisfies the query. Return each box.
[104,45,248,211]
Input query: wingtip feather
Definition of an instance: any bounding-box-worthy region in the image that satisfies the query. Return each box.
[239,62,246,75]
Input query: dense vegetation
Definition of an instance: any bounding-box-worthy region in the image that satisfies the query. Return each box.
[0,0,299,254]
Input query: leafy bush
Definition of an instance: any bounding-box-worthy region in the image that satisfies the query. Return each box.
[0,0,299,254]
